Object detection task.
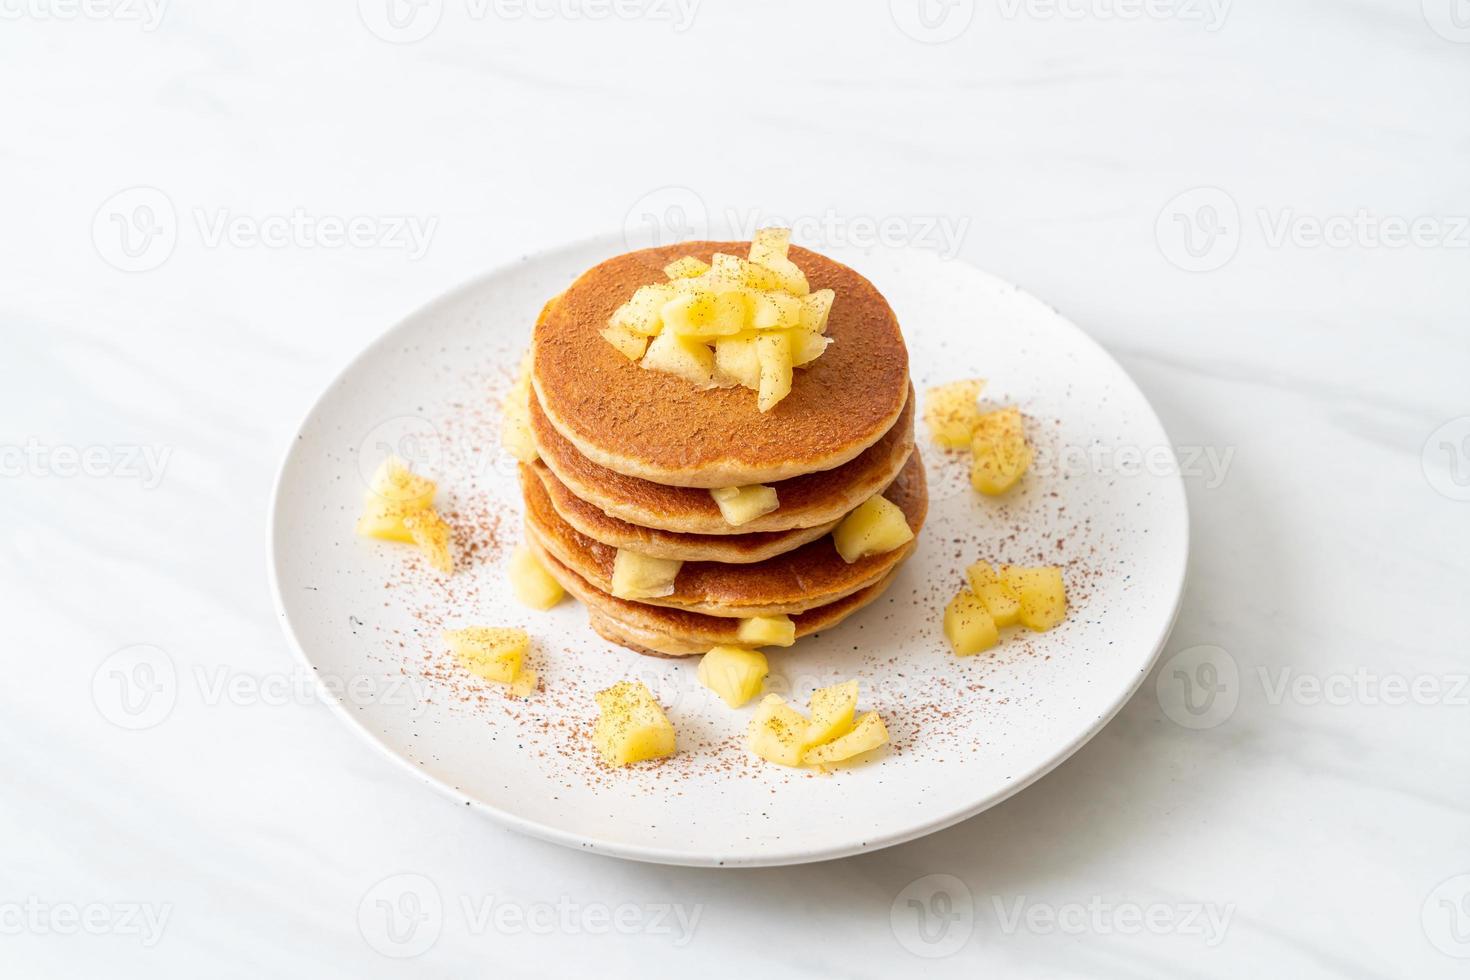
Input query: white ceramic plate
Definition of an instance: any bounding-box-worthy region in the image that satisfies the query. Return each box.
[269,234,1188,867]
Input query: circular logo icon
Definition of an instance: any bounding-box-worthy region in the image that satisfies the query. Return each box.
[1423,874,1470,957]
[92,644,178,730]
[1422,417,1470,502]
[357,873,442,958]
[357,415,449,497]
[1155,645,1239,729]
[1423,0,1470,43]
[623,186,709,251]
[358,0,444,43]
[889,0,976,43]
[890,874,974,958]
[1155,187,1241,272]
[92,187,177,273]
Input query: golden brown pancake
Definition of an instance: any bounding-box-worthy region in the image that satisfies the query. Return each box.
[527,538,906,658]
[531,242,911,487]
[524,459,839,564]
[530,387,915,536]
[521,452,927,618]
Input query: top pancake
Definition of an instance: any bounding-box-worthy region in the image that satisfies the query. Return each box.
[531,241,910,488]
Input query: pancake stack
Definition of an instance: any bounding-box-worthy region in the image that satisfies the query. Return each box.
[516,241,927,657]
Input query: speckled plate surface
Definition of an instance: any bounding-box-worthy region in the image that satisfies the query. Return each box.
[268,234,1188,867]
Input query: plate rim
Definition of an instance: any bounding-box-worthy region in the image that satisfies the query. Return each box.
[266,233,1191,868]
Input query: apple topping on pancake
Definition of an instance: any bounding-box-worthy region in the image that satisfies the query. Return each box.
[602,228,834,411]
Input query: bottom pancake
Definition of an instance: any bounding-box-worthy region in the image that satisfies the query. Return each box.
[527,538,906,657]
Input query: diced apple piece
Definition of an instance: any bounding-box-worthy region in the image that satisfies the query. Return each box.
[714,334,761,389]
[444,626,527,684]
[355,498,416,542]
[970,407,1031,495]
[641,330,717,388]
[943,589,999,656]
[803,711,888,765]
[711,252,784,292]
[924,379,985,450]
[501,359,539,462]
[966,561,1023,628]
[1001,566,1068,632]
[832,494,914,563]
[752,292,801,330]
[735,614,796,648]
[600,323,650,362]
[611,549,682,600]
[402,508,453,573]
[798,289,834,334]
[509,668,538,699]
[697,645,769,708]
[593,680,676,766]
[746,694,810,767]
[767,256,810,296]
[755,331,794,412]
[664,255,710,279]
[748,227,791,266]
[365,456,436,510]
[663,290,747,340]
[608,283,674,336]
[806,680,859,746]
[508,544,565,610]
[710,484,780,527]
[789,328,831,367]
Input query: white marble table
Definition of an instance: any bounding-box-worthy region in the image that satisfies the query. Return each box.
[5,1,1467,976]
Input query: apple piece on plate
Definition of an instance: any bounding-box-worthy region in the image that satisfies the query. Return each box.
[746,694,810,767]
[444,626,527,684]
[966,561,1022,628]
[1001,565,1068,632]
[803,711,888,765]
[593,681,676,766]
[943,589,999,656]
[806,680,859,746]
[924,379,986,450]
[508,544,565,610]
[970,407,1031,495]
[697,646,769,708]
